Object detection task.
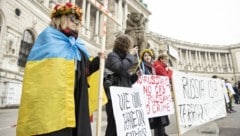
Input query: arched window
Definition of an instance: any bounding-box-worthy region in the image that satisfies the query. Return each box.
[18,30,34,67]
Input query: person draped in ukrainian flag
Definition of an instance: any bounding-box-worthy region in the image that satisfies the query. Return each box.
[17,2,101,136]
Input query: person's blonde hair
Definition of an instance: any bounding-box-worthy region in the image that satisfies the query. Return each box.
[140,49,153,60]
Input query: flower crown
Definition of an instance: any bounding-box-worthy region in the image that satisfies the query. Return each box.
[51,2,83,21]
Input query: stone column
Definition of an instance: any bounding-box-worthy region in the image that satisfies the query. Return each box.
[81,0,87,34]
[204,52,208,71]
[195,51,199,71]
[86,2,91,36]
[228,54,233,72]
[114,2,118,30]
[123,2,128,30]
[118,0,123,31]
[208,52,212,71]
[214,53,219,72]
[218,53,223,72]
[179,49,183,70]
[225,53,230,72]
[189,50,192,70]
[94,10,100,43]
[185,50,189,70]
[198,52,202,71]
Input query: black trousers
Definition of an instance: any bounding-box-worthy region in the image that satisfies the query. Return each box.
[154,126,166,136]
[105,100,117,136]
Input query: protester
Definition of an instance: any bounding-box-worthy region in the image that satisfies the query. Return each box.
[154,53,172,79]
[153,53,172,136]
[104,34,139,136]
[139,49,167,136]
[17,2,103,136]
[233,82,240,104]
[225,79,236,113]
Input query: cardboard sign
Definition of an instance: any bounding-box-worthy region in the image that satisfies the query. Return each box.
[133,75,174,118]
[110,86,152,136]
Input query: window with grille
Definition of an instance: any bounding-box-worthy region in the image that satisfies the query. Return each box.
[18,30,34,67]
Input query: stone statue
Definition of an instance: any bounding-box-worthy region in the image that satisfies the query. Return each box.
[125,12,147,53]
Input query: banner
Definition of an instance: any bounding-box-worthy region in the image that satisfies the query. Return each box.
[133,75,174,118]
[172,71,227,134]
[110,86,151,136]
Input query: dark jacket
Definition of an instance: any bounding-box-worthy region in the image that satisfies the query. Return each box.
[105,51,138,87]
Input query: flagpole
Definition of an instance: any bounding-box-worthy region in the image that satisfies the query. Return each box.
[96,0,108,135]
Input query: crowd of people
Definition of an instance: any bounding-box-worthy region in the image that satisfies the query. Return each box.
[16,2,239,136]
[212,75,240,113]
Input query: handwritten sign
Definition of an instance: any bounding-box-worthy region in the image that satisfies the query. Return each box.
[110,86,151,136]
[133,75,174,118]
[172,71,227,134]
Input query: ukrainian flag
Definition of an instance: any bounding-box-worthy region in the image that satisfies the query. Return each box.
[17,26,89,135]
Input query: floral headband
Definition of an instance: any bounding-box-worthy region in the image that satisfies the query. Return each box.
[51,2,83,21]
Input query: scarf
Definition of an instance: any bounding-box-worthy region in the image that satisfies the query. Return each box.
[27,26,90,61]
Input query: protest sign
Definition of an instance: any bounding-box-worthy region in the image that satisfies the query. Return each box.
[110,86,151,136]
[133,75,174,118]
[172,71,227,134]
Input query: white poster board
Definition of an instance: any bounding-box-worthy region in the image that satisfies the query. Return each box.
[172,71,227,134]
[110,86,151,136]
[133,75,174,118]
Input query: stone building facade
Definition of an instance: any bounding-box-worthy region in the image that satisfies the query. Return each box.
[147,32,240,83]
[0,0,150,107]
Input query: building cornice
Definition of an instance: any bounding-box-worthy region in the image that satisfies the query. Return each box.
[148,31,240,51]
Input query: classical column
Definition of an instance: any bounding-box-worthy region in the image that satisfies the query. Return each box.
[114,2,118,30]
[198,52,202,71]
[214,53,218,71]
[179,49,183,69]
[189,50,192,70]
[195,51,199,71]
[123,2,128,30]
[86,2,91,36]
[185,50,189,70]
[118,0,123,31]
[208,52,212,71]
[204,52,208,71]
[228,54,233,72]
[94,10,100,43]
[218,53,223,72]
[225,53,230,72]
[80,0,87,34]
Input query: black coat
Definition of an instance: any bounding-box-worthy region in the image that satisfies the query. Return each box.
[74,55,99,136]
[105,51,138,87]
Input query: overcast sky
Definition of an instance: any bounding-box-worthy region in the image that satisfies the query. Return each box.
[146,0,240,45]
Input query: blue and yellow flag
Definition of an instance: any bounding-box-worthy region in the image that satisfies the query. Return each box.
[17,26,90,136]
